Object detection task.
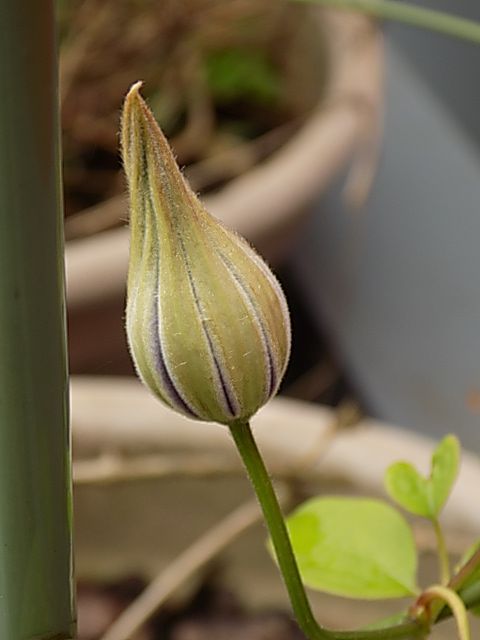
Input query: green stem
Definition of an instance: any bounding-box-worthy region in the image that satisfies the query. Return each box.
[458,581,480,612]
[229,421,425,640]
[450,548,480,593]
[229,421,324,639]
[433,548,480,622]
[432,579,480,624]
[420,586,470,640]
[432,519,450,584]
[0,1,75,639]
[294,0,480,46]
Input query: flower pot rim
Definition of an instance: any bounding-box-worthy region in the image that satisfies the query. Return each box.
[72,374,480,535]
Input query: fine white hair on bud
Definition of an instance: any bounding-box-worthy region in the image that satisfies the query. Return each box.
[121,82,291,426]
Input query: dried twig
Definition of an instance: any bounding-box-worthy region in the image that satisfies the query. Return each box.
[65,12,384,308]
[285,360,339,402]
[60,0,113,106]
[184,120,299,192]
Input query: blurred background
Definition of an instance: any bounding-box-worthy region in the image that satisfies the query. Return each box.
[59,1,480,638]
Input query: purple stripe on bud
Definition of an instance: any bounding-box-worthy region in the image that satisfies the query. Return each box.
[150,294,200,420]
[216,250,278,399]
[175,232,240,420]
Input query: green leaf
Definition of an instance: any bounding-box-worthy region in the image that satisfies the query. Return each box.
[385,435,460,518]
[429,435,460,514]
[456,539,480,572]
[361,610,409,630]
[205,49,280,105]
[384,462,431,517]
[284,497,419,599]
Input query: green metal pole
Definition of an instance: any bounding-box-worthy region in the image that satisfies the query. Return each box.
[0,2,75,639]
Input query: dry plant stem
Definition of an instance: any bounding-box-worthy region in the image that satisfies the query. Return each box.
[284,360,338,402]
[295,0,480,45]
[184,120,299,193]
[59,0,112,105]
[64,120,296,241]
[100,497,279,640]
[66,13,383,310]
[229,421,425,640]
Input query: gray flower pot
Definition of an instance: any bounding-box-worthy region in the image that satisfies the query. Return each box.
[293,16,480,452]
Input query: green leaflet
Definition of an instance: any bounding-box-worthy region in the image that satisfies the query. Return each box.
[282,497,419,599]
[205,49,280,105]
[361,610,410,630]
[385,435,460,518]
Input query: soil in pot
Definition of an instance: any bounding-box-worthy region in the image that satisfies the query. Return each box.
[77,576,304,640]
[62,0,335,378]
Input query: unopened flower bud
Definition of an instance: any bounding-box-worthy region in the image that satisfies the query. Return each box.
[121,82,291,425]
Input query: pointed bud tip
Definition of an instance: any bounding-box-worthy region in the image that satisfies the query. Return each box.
[127,80,144,99]
[122,80,163,139]
[122,81,154,179]
[123,81,146,122]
